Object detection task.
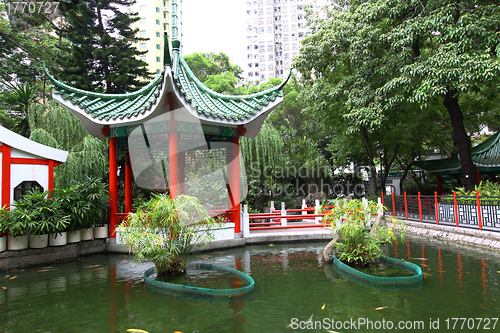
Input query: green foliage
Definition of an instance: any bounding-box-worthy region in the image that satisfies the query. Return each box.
[10,190,70,236]
[323,198,404,265]
[455,180,500,197]
[183,52,243,83]
[28,101,108,187]
[118,194,220,276]
[0,177,108,236]
[56,0,152,93]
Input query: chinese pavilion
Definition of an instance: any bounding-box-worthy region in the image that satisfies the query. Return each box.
[414,131,500,194]
[44,36,288,239]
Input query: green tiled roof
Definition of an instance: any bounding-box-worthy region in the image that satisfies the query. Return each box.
[414,131,500,172]
[43,63,164,121]
[44,40,289,124]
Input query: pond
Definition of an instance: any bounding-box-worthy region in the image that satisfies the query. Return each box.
[1,237,500,332]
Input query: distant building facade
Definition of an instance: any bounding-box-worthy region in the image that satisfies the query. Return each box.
[129,0,183,75]
[245,0,312,84]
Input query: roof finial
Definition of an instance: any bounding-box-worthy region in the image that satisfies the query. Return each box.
[164,33,171,66]
[172,39,181,53]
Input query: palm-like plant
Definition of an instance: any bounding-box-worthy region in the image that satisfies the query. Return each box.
[323,198,404,266]
[118,194,220,276]
[6,84,40,137]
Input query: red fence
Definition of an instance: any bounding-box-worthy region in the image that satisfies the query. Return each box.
[382,191,500,231]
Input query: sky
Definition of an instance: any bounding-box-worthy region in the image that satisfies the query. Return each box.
[182,0,247,70]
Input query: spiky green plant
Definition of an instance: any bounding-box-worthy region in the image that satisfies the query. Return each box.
[323,198,404,266]
[118,194,220,276]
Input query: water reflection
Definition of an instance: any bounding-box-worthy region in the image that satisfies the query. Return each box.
[0,241,499,332]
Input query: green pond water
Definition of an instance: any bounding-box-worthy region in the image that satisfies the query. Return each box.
[1,237,500,332]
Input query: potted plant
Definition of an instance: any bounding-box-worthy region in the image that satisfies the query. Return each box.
[118,194,220,276]
[1,206,30,251]
[81,177,109,239]
[52,185,89,243]
[13,190,70,248]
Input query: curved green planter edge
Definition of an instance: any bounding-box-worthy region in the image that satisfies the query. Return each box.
[144,263,255,297]
[333,255,423,286]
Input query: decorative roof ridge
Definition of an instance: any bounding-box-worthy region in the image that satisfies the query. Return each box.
[171,47,290,102]
[42,62,164,101]
[471,131,500,155]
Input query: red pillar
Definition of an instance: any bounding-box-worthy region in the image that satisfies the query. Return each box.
[109,138,118,238]
[436,174,442,195]
[48,160,54,192]
[229,137,241,234]
[179,151,185,195]
[477,171,482,185]
[1,144,11,209]
[125,155,132,214]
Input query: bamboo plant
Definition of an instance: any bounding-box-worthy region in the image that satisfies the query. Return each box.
[118,194,221,276]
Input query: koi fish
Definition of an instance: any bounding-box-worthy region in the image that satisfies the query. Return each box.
[480,306,487,309]
[9,276,17,280]
[37,270,51,272]
[94,268,104,271]
[375,307,387,310]
[321,303,325,310]
[411,258,428,261]
[327,330,340,333]
[88,265,100,268]
[127,329,149,333]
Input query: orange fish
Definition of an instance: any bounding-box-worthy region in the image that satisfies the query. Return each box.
[94,268,104,271]
[375,307,387,310]
[88,265,100,268]
[203,257,209,259]
[9,276,17,280]
[480,306,487,309]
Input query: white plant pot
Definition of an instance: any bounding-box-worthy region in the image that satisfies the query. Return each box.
[7,235,28,251]
[94,225,108,239]
[29,234,49,249]
[49,232,67,246]
[0,236,6,252]
[80,228,94,241]
[67,230,81,243]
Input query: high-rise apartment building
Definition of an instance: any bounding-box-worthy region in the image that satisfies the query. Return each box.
[245,0,312,84]
[129,0,183,75]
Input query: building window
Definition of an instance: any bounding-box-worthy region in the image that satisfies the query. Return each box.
[140,18,146,23]
[173,27,178,37]
[164,24,167,31]
[156,32,161,37]
[140,43,146,48]
[14,181,43,202]
[157,57,161,62]
[249,72,253,77]
[140,56,146,61]
[156,19,160,25]
[248,63,253,68]
[156,7,160,12]
[156,44,161,50]
[140,30,146,36]
[157,69,161,74]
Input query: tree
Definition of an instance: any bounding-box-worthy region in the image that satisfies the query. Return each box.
[28,101,108,187]
[184,52,243,82]
[56,0,152,93]
[370,0,500,191]
[296,0,500,192]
